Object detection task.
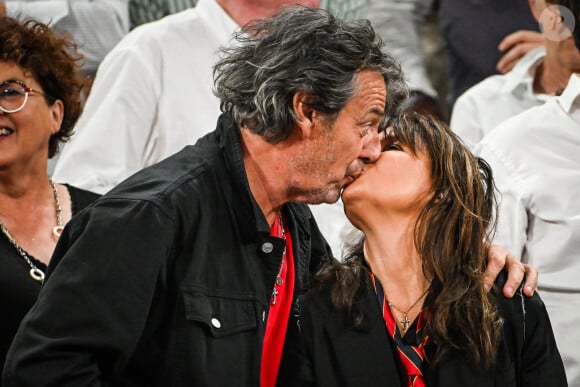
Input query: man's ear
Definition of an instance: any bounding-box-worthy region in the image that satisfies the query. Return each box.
[292,91,317,138]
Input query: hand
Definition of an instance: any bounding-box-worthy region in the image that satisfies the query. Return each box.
[496,30,544,74]
[483,244,538,298]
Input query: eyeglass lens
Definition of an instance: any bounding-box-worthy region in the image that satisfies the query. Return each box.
[0,81,29,113]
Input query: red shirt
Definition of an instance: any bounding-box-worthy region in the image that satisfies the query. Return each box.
[260,214,295,387]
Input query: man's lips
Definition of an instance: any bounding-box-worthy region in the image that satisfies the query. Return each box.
[342,170,363,188]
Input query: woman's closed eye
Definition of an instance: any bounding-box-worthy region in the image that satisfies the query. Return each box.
[382,140,402,152]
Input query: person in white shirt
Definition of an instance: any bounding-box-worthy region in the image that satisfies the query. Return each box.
[475,8,580,379]
[475,72,580,387]
[1,0,130,77]
[450,0,578,149]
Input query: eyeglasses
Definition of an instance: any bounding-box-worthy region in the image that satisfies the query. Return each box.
[0,80,45,113]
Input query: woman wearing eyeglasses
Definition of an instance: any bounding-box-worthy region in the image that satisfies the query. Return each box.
[278,112,566,387]
[0,17,99,372]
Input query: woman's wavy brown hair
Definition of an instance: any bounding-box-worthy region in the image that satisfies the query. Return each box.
[314,112,502,368]
[0,17,84,158]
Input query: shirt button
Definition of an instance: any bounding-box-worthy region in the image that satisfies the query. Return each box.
[211,317,221,329]
[261,242,274,253]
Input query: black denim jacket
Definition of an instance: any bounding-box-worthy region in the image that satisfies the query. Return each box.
[3,114,333,387]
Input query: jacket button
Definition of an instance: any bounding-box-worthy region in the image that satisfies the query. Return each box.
[211,317,221,329]
[261,242,274,253]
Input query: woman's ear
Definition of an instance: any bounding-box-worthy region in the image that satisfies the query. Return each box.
[50,99,64,135]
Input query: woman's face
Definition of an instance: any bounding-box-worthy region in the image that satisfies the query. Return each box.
[0,61,63,170]
[341,131,433,227]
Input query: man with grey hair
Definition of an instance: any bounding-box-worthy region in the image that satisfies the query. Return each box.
[3,6,536,387]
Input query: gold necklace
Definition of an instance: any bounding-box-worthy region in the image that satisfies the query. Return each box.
[0,180,62,284]
[388,287,429,332]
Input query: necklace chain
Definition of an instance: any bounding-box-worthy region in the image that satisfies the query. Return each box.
[271,211,286,305]
[388,287,429,332]
[0,180,63,284]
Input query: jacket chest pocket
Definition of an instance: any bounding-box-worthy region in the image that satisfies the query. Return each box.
[183,291,259,337]
[171,292,262,385]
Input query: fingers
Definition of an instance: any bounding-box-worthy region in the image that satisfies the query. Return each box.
[483,244,531,298]
[482,244,507,293]
[522,264,538,297]
[502,253,526,298]
[498,30,544,52]
[496,43,541,73]
[496,30,544,73]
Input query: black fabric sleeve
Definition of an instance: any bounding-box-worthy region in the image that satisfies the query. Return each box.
[2,197,176,386]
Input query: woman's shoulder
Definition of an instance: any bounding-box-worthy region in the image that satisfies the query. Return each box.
[493,270,547,318]
[493,270,555,356]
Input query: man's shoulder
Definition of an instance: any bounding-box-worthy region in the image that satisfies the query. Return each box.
[103,145,217,204]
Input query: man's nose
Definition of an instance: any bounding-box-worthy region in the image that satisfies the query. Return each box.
[360,129,381,162]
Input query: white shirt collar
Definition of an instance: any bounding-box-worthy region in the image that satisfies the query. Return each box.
[558,73,580,113]
[500,47,547,95]
[197,0,240,40]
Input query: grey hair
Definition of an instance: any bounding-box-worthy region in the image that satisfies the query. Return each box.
[213,5,408,143]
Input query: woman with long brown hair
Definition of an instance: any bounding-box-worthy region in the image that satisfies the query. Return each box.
[279,112,566,386]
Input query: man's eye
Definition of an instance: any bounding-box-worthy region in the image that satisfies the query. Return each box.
[361,125,371,137]
[361,123,379,138]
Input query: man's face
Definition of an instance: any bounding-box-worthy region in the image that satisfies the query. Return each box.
[288,70,386,204]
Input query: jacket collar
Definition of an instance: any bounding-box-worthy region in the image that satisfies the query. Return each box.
[558,73,580,116]
[500,47,548,101]
[213,114,314,263]
[321,273,403,387]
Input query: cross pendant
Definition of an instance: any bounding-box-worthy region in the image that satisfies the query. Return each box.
[400,313,411,332]
[271,288,278,305]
